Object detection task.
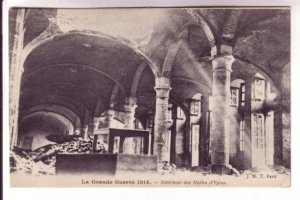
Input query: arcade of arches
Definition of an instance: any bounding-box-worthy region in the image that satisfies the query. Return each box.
[9,8,290,173]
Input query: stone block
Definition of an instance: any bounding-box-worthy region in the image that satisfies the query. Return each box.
[211,164,231,175]
[116,154,157,173]
[56,153,117,175]
[56,153,158,175]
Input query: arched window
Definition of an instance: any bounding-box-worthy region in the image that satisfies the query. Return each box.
[230,86,239,106]
[231,79,246,108]
[240,83,245,107]
[190,93,202,116]
[239,120,245,151]
[253,113,264,149]
[190,100,200,115]
[254,78,265,100]
[177,106,185,119]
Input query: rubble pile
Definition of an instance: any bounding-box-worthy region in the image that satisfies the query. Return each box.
[10,136,108,176]
[158,162,290,178]
[240,165,290,177]
[158,162,210,176]
[158,161,178,175]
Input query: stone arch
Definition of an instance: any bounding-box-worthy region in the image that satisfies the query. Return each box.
[20,111,74,135]
[18,111,74,150]
[234,57,279,96]
[22,30,159,78]
[169,98,189,118]
[130,62,147,99]
[161,41,183,77]
[178,9,217,56]
[231,78,245,85]
[21,63,126,95]
[22,95,88,121]
[172,77,211,96]
[222,10,242,40]
[191,93,202,100]
[110,84,120,109]
[20,103,81,129]
[41,81,101,100]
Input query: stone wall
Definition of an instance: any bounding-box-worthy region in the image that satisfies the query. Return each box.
[282,112,290,168]
[228,107,243,170]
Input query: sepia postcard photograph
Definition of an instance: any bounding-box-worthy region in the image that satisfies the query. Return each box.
[6,5,291,188]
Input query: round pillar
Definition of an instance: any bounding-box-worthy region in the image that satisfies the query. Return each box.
[82,124,89,141]
[93,117,100,131]
[153,77,171,162]
[122,103,137,154]
[210,55,235,174]
[106,110,114,127]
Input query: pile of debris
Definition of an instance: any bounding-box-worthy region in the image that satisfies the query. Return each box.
[10,136,107,176]
[158,162,212,176]
[158,162,290,178]
[240,165,290,177]
[158,161,178,175]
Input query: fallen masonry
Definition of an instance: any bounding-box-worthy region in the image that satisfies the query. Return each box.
[10,136,107,175]
[9,135,291,178]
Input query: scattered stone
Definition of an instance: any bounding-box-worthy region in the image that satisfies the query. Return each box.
[158,161,178,175]
[10,136,108,176]
[227,165,240,176]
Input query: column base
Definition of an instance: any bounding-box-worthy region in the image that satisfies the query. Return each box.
[211,165,232,175]
[122,138,135,154]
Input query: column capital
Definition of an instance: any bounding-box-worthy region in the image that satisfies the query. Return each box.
[93,117,101,122]
[106,110,115,121]
[124,104,137,113]
[155,76,171,87]
[155,86,171,98]
[155,77,171,98]
[107,109,115,115]
[82,124,89,129]
[124,97,137,107]
[212,55,235,72]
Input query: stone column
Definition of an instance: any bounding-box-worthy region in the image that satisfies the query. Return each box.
[243,78,254,169]
[106,109,115,127]
[93,117,101,131]
[82,124,89,140]
[122,100,137,154]
[94,100,102,117]
[105,109,116,151]
[81,110,90,140]
[170,106,177,164]
[89,117,100,136]
[200,96,209,166]
[153,77,171,162]
[210,55,235,174]
[74,117,82,135]
[184,103,191,167]
[10,9,26,148]
[90,117,100,152]
[274,105,283,165]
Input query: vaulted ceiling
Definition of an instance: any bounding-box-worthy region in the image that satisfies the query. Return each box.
[13,8,290,131]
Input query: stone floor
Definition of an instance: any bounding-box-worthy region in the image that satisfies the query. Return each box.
[158,161,290,186]
[10,137,290,179]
